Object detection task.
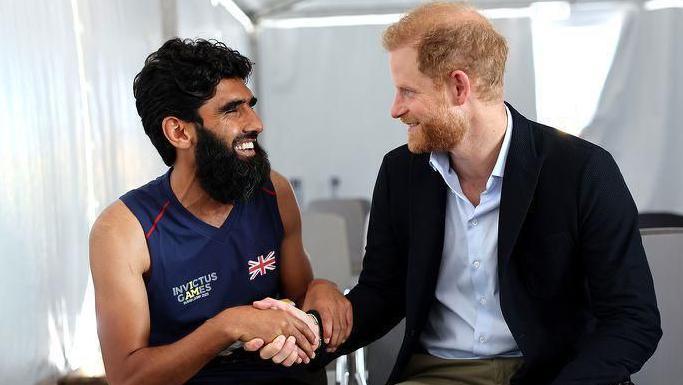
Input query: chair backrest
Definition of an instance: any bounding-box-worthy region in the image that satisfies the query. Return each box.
[300,211,354,288]
[632,228,683,384]
[308,198,370,274]
[638,212,683,229]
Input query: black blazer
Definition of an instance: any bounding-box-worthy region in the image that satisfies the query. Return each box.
[333,104,661,385]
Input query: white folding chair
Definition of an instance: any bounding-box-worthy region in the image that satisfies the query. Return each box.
[632,227,683,384]
[308,198,370,275]
[300,211,367,385]
[301,211,354,288]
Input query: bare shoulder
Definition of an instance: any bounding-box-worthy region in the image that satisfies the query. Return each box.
[270,169,298,206]
[270,170,294,196]
[269,170,301,231]
[90,200,144,249]
[89,200,149,274]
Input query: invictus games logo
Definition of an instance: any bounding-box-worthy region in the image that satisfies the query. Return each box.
[172,272,218,305]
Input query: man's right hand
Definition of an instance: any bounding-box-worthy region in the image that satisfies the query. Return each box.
[245,297,321,364]
[213,305,317,363]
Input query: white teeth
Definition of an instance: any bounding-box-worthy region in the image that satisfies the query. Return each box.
[236,141,255,151]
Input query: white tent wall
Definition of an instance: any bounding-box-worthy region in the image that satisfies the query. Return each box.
[257,24,407,204]
[0,0,166,384]
[176,0,252,57]
[257,17,536,205]
[79,0,169,203]
[531,1,628,136]
[0,2,86,383]
[582,5,683,215]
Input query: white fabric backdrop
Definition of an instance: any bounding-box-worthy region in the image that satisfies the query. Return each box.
[177,0,252,56]
[0,2,87,383]
[582,5,683,215]
[531,1,628,136]
[0,0,166,383]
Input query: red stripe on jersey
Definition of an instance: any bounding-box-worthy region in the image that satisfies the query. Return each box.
[262,187,276,196]
[146,200,170,239]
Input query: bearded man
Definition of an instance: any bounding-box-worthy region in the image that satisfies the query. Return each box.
[304,2,661,385]
[88,38,349,385]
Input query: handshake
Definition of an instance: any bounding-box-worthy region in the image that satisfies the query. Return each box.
[216,279,352,367]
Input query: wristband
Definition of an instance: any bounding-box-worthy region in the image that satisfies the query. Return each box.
[306,309,325,353]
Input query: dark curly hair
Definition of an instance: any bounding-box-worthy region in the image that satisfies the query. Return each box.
[133,38,253,166]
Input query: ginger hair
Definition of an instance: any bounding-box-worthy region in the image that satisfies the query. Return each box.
[383,2,509,101]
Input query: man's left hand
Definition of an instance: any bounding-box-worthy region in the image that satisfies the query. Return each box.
[302,279,352,353]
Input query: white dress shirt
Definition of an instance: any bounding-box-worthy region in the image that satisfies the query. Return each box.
[420,106,522,359]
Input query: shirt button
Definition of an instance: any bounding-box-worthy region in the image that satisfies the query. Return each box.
[479,336,487,343]
[479,297,487,305]
[472,260,481,269]
[471,218,479,226]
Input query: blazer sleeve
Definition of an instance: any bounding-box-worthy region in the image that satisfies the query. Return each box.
[335,154,408,358]
[551,149,662,385]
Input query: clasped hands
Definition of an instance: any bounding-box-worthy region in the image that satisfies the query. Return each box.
[240,279,352,367]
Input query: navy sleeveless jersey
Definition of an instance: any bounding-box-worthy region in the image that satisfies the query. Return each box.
[120,169,324,385]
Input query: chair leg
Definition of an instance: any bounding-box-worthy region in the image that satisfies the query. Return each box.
[352,347,368,385]
[335,355,349,385]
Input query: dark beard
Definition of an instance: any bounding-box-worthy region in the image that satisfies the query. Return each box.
[194,125,271,203]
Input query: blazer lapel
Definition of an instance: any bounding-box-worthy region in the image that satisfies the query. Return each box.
[407,153,447,326]
[498,103,543,278]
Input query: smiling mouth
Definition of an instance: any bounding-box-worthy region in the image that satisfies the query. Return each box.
[404,122,419,132]
[400,117,419,129]
[234,140,256,156]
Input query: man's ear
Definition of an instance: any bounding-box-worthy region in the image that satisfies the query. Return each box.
[444,70,471,107]
[161,116,194,150]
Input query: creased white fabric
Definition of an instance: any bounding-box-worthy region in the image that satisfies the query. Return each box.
[582,6,683,214]
[0,0,166,383]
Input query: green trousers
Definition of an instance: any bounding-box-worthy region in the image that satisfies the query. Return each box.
[396,354,524,385]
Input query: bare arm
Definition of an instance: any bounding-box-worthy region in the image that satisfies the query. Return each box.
[271,170,314,305]
[90,200,317,385]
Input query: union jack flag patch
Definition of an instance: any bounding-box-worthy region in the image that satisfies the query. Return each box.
[247,251,277,280]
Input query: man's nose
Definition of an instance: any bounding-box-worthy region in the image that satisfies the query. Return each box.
[390,93,406,119]
[245,107,263,134]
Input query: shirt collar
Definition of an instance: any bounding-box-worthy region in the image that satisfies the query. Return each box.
[429,105,513,180]
[491,105,513,178]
